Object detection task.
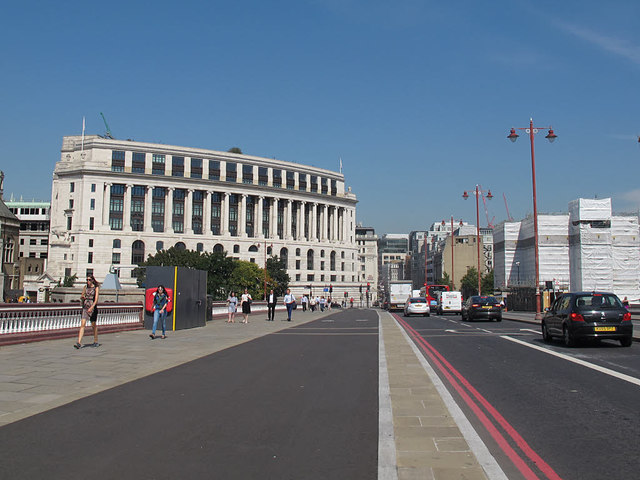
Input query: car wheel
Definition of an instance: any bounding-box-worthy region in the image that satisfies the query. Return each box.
[563,326,575,347]
[496,316,502,322]
[620,336,632,347]
[542,322,552,343]
[426,312,430,317]
[403,311,408,317]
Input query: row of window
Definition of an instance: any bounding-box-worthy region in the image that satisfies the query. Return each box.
[9,207,49,216]
[111,151,338,195]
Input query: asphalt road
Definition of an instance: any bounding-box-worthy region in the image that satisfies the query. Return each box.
[0,309,379,480]
[398,312,640,480]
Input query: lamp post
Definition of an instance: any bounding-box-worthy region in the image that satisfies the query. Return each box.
[462,186,492,295]
[507,119,557,320]
[515,261,520,284]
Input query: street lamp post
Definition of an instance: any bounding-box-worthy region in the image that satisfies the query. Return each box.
[507,119,557,320]
[515,261,520,284]
[463,186,492,295]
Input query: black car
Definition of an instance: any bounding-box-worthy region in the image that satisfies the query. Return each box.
[461,296,502,322]
[542,292,633,347]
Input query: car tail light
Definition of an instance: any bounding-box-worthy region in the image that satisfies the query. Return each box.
[570,312,585,322]
[472,304,480,308]
[623,312,632,322]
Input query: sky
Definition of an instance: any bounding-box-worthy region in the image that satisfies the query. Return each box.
[1,0,639,234]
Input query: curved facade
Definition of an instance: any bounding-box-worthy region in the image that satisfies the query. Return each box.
[48,136,359,296]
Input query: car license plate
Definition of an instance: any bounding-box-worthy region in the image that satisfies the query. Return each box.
[482,306,492,309]
[594,326,616,332]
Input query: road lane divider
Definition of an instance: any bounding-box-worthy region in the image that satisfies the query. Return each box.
[501,336,640,387]
[395,314,563,480]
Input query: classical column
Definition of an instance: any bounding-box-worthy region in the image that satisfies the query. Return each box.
[203,191,212,234]
[257,196,264,238]
[239,194,247,237]
[311,203,318,241]
[221,192,230,235]
[332,206,338,242]
[144,186,153,233]
[165,187,175,233]
[185,189,194,234]
[271,198,278,239]
[102,183,111,226]
[285,199,293,240]
[320,204,327,241]
[123,184,133,232]
[299,201,307,241]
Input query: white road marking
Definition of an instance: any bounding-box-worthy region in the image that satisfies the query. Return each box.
[520,328,540,335]
[321,319,334,322]
[356,319,369,322]
[479,329,492,333]
[501,336,640,387]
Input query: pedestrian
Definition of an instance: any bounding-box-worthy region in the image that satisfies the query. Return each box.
[241,288,252,324]
[226,291,238,323]
[623,296,630,310]
[309,295,316,312]
[319,296,326,312]
[284,288,296,321]
[74,274,100,349]
[267,289,278,321]
[301,294,308,311]
[150,285,169,339]
[350,297,354,308]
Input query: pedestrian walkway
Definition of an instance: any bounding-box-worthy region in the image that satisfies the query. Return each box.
[0,307,334,427]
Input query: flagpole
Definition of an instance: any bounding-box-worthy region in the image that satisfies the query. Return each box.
[81,117,85,151]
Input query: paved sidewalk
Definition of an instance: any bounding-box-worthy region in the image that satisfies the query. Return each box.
[0,307,333,427]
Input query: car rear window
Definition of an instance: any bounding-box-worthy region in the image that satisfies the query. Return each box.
[409,298,426,303]
[575,294,622,309]
[473,296,499,305]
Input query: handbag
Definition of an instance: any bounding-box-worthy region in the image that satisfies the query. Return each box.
[292,301,297,310]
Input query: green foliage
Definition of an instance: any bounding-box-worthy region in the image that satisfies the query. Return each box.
[460,267,495,298]
[266,256,290,296]
[227,147,243,154]
[61,274,78,287]
[437,272,453,290]
[460,267,479,298]
[137,247,236,300]
[229,261,263,299]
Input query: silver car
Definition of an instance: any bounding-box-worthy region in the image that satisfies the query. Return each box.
[404,297,430,317]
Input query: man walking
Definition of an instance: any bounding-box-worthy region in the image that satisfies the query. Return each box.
[267,289,278,321]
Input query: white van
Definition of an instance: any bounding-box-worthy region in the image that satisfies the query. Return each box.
[437,291,463,315]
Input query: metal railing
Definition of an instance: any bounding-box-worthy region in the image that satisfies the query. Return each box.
[0,303,143,335]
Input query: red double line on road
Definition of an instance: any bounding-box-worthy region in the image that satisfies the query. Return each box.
[395,315,563,480]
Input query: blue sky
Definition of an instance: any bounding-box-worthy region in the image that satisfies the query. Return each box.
[2,0,639,233]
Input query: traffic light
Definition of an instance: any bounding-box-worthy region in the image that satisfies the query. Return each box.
[329,284,333,294]
[366,282,370,292]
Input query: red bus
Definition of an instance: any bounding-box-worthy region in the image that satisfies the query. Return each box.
[421,284,450,307]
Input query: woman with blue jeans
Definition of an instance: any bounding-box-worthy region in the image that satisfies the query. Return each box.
[150,285,169,339]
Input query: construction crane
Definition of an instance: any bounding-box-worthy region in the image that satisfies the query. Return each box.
[503,193,514,222]
[100,112,114,139]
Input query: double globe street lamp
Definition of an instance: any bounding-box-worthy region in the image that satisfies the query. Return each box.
[462,186,492,295]
[507,119,557,319]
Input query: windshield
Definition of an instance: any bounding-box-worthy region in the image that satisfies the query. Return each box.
[575,294,622,309]
[409,298,427,303]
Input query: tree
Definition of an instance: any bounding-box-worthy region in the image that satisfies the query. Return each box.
[229,261,263,299]
[266,256,290,296]
[61,274,78,287]
[482,269,495,295]
[136,248,235,299]
[227,147,242,154]
[436,272,453,290]
[460,267,479,298]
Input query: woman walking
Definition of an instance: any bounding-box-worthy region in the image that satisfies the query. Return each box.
[241,289,252,324]
[74,274,100,349]
[227,291,238,323]
[150,285,169,339]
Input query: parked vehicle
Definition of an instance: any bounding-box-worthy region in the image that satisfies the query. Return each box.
[404,297,430,317]
[461,296,502,322]
[437,291,463,315]
[542,292,633,347]
[388,281,413,311]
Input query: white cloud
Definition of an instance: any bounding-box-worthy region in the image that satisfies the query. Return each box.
[553,20,640,67]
